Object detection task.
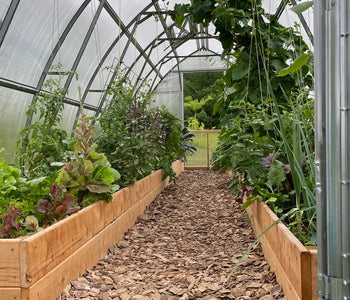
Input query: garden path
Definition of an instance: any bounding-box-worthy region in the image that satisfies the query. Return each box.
[59,170,285,300]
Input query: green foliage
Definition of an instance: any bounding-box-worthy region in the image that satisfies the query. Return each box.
[291,1,313,15]
[175,0,315,243]
[0,203,40,238]
[181,128,197,156]
[183,72,222,100]
[187,116,205,130]
[183,72,222,129]
[212,100,278,194]
[97,77,165,187]
[184,96,207,112]
[278,54,311,77]
[56,108,120,207]
[97,74,191,187]
[37,183,79,226]
[158,108,184,181]
[0,205,24,238]
[174,2,313,109]
[267,160,286,189]
[16,66,72,179]
[0,148,20,197]
[0,148,52,222]
[212,95,315,243]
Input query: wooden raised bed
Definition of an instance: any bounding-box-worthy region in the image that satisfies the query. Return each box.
[0,160,184,300]
[245,199,317,300]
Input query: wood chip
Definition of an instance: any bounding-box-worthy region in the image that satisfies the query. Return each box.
[59,171,285,300]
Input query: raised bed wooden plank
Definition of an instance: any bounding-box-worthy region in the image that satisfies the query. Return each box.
[0,287,22,299]
[300,250,312,300]
[22,179,168,300]
[0,240,21,287]
[19,168,168,287]
[307,247,318,300]
[259,234,301,300]
[247,201,305,296]
[19,201,107,287]
[135,170,163,200]
[245,199,317,300]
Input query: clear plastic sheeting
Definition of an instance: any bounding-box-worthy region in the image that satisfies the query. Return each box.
[1,0,308,162]
[262,0,314,49]
[0,87,32,162]
[177,50,225,73]
[0,0,84,86]
[0,0,11,22]
[153,70,183,122]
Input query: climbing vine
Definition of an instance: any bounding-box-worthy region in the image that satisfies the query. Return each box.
[172,0,315,243]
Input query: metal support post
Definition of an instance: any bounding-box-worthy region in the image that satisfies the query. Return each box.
[315,0,350,298]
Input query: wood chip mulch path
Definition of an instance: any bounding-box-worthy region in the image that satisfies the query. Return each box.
[59,170,285,300]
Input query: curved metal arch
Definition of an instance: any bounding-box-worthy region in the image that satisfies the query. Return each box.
[148,48,224,95]
[151,0,182,93]
[78,1,154,109]
[78,12,141,124]
[135,35,221,95]
[127,16,218,93]
[122,29,168,81]
[102,0,161,77]
[89,3,212,119]
[25,0,92,128]
[62,0,106,96]
[0,0,20,48]
[89,1,162,119]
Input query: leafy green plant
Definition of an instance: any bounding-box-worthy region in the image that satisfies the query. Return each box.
[97,76,164,186]
[16,65,73,179]
[183,71,222,129]
[158,108,191,182]
[0,147,57,233]
[56,107,120,207]
[187,116,205,130]
[1,149,41,216]
[0,205,24,238]
[97,73,195,186]
[37,183,79,226]
[181,128,197,156]
[0,148,21,198]
[173,0,315,243]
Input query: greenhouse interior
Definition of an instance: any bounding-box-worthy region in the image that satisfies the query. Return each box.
[0,0,348,299]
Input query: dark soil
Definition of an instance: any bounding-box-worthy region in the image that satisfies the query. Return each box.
[59,170,285,300]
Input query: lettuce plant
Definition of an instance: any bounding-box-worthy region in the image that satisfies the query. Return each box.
[0,149,21,198]
[0,205,24,238]
[37,183,79,226]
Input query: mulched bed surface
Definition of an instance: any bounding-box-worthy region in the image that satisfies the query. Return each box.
[59,170,285,300]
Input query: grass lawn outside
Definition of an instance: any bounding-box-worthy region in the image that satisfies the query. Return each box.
[185,131,220,167]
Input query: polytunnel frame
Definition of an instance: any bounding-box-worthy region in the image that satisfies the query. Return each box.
[0,0,315,129]
[27,0,210,126]
[5,1,350,298]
